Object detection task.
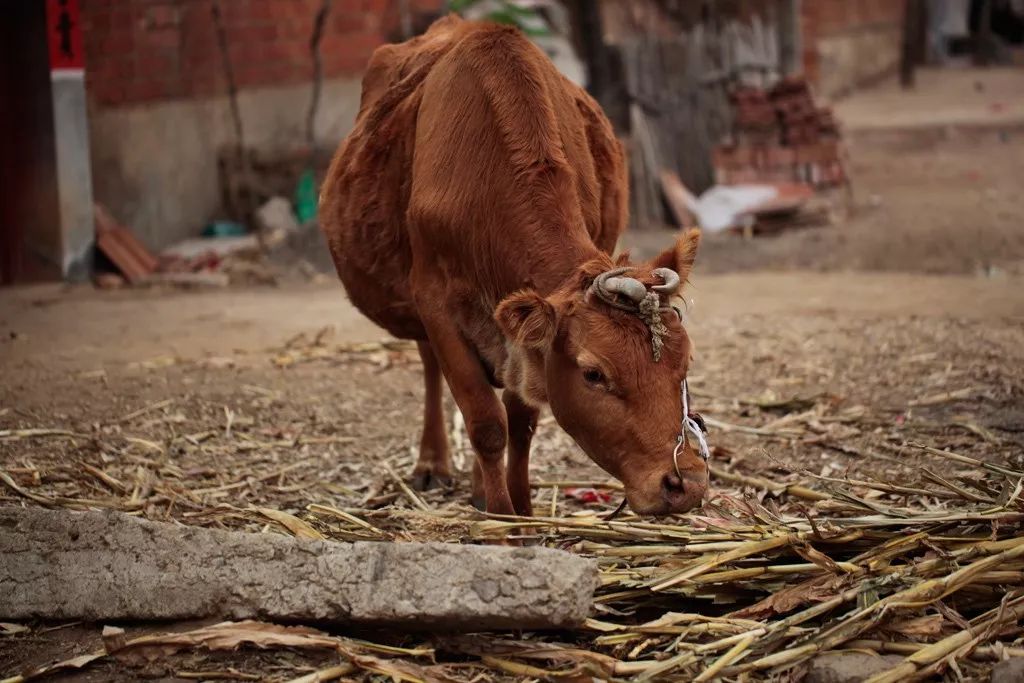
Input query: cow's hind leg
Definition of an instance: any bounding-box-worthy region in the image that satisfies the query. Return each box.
[411,341,454,491]
[503,390,538,516]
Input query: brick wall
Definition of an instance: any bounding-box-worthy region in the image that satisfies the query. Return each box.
[80,0,443,107]
[802,0,906,97]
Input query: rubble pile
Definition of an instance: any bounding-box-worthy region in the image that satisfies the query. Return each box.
[93,196,333,290]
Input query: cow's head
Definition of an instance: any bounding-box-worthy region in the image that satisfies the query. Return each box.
[496,230,707,516]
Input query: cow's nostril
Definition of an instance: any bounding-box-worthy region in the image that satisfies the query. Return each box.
[662,473,684,495]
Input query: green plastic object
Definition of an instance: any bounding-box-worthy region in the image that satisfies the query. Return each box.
[202,221,247,237]
[294,169,318,223]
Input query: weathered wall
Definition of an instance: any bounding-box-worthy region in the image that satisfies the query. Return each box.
[87,78,362,249]
[80,0,442,250]
[53,75,96,280]
[815,24,904,98]
[803,0,906,99]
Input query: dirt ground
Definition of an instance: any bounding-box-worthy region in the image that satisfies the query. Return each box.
[3,68,1024,683]
[2,268,1023,680]
[833,67,1024,132]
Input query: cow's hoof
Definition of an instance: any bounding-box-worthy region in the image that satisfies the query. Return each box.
[410,470,453,492]
[479,533,520,546]
[471,493,487,511]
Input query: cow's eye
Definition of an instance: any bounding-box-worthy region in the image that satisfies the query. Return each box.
[583,368,605,385]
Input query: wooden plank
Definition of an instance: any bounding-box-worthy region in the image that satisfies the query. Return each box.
[115,226,159,273]
[96,230,149,284]
[94,204,158,283]
[629,104,665,229]
[659,169,697,228]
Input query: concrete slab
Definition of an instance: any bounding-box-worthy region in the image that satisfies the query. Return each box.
[0,507,598,629]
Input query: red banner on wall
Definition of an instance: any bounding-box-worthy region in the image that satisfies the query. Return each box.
[45,0,84,71]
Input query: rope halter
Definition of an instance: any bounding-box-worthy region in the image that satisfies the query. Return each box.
[603,379,710,522]
[589,267,682,362]
[674,378,711,475]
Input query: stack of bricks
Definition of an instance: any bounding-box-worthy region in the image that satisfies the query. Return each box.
[713,76,845,189]
[730,88,779,145]
[771,77,839,144]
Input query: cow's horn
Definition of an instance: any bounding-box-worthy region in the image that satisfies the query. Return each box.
[651,268,680,294]
[603,276,647,302]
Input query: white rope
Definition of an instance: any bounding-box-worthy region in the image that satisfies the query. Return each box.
[673,379,710,478]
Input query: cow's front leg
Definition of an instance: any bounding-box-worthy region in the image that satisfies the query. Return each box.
[414,292,515,516]
[471,458,486,511]
[503,390,538,516]
[411,341,453,491]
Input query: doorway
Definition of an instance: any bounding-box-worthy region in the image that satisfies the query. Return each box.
[1,2,69,284]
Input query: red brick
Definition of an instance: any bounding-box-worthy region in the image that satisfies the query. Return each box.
[84,0,406,106]
[191,72,225,98]
[85,7,112,33]
[125,78,167,103]
[332,12,371,34]
[221,0,254,23]
[138,27,180,50]
[143,4,181,29]
[247,23,281,43]
[136,52,177,78]
[109,57,136,82]
[99,84,129,106]
[103,26,137,56]
[323,30,384,74]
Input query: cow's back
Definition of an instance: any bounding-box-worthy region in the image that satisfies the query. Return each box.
[319,16,626,340]
[319,16,468,340]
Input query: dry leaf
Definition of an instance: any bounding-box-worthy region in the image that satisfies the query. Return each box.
[5,652,105,682]
[111,621,345,665]
[730,574,845,619]
[0,623,30,636]
[793,541,849,574]
[881,614,945,638]
[5,621,347,682]
[254,507,325,540]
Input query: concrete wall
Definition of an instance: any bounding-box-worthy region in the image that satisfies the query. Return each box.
[53,74,96,280]
[815,24,904,98]
[88,77,361,250]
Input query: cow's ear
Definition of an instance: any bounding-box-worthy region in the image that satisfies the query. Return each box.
[495,290,556,349]
[649,228,700,285]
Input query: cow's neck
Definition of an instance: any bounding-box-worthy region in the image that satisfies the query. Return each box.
[490,230,604,399]
[524,229,604,297]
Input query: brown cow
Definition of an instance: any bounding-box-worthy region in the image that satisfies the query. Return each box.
[320,16,707,516]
